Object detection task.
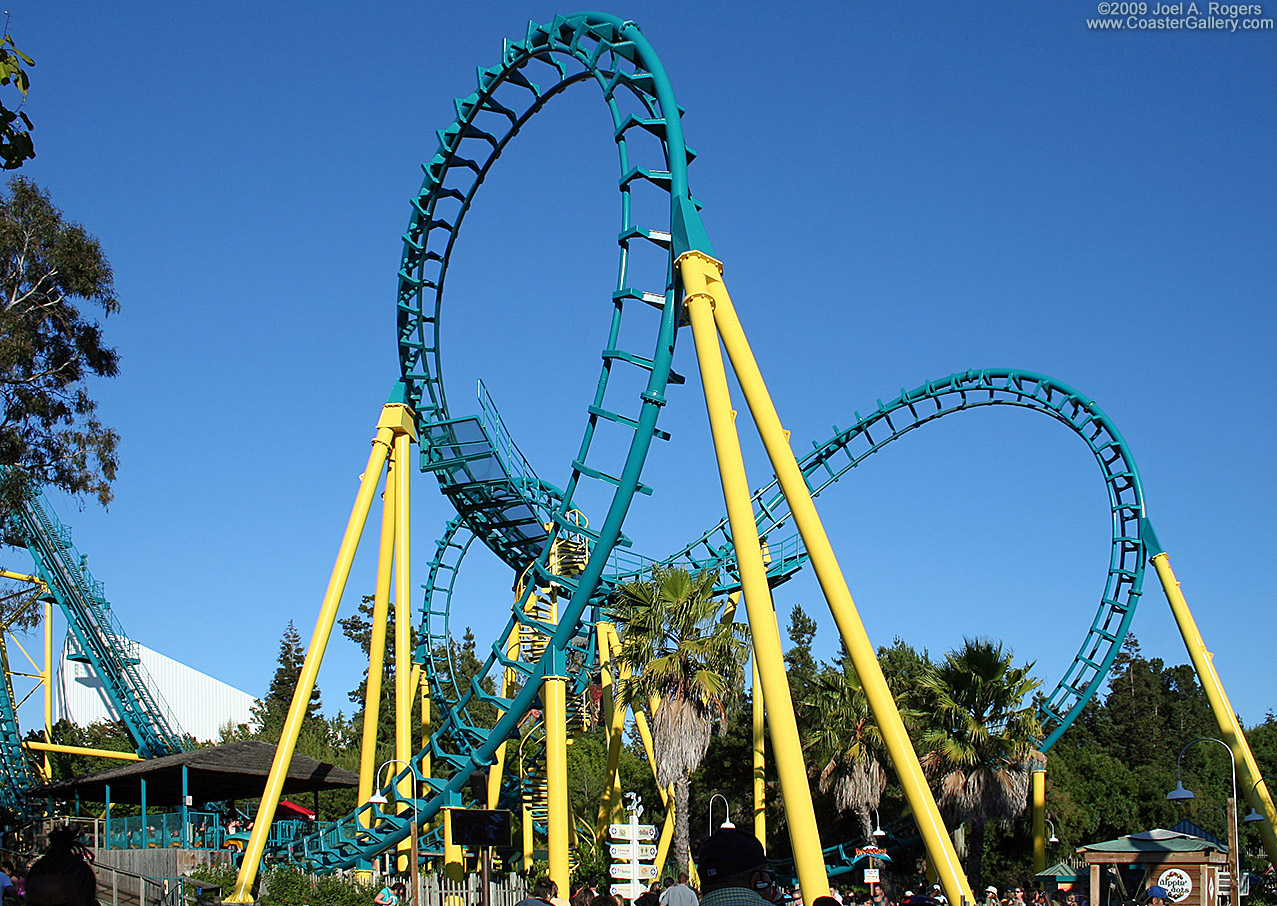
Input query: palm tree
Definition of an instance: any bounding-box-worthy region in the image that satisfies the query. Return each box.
[916,638,1044,884]
[802,662,890,840]
[608,565,749,873]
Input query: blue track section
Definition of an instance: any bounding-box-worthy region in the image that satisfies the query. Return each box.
[284,14,1151,877]
[2,475,189,774]
[285,11,699,871]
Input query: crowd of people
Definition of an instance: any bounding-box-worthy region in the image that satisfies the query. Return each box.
[523,828,1103,906]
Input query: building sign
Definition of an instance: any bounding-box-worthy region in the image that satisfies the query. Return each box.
[1158,868,1193,903]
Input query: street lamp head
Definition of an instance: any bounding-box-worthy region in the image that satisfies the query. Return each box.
[367,791,389,806]
[1166,781,1196,801]
[720,819,735,829]
[1244,807,1267,824]
[871,806,887,838]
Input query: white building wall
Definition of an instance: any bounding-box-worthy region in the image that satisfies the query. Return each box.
[56,635,259,742]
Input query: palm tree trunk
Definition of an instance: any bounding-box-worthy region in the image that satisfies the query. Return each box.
[674,774,691,873]
[968,822,987,888]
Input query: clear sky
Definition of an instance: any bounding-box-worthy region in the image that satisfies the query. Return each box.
[6,2,1275,743]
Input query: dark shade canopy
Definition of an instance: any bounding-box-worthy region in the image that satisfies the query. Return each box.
[28,741,358,805]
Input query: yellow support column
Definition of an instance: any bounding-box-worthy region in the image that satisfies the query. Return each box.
[679,250,974,906]
[752,658,766,847]
[358,468,397,852]
[522,784,535,871]
[43,597,52,779]
[421,681,432,783]
[682,275,829,899]
[1151,552,1277,867]
[545,672,571,900]
[24,741,141,761]
[444,808,464,888]
[394,431,415,873]
[1032,768,1046,873]
[226,403,412,903]
[488,626,520,810]
[597,622,628,834]
[654,783,677,881]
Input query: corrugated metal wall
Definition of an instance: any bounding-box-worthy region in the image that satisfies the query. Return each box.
[57,634,259,741]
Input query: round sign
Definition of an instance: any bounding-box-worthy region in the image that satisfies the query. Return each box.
[1158,868,1193,903]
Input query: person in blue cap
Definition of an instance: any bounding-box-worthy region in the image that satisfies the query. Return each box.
[1146,885,1169,906]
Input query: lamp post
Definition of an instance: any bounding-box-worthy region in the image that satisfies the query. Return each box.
[709,793,735,833]
[367,759,421,906]
[1166,737,1239,906]
[1245,780,1269,825]
[1044,819,1059,845]
[871,808,886,839]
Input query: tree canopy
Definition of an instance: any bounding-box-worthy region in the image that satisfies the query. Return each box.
[0,34,34,170]
[609,565,749,872]
[0,177,119,514]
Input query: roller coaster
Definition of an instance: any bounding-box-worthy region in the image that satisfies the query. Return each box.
[0,10,1271,906]
[0,471,190,818]
[210,12,1277,904]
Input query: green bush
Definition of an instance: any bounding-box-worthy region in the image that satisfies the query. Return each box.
[189,864,377,906]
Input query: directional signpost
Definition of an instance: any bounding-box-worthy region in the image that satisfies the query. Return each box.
[610,794,658,902]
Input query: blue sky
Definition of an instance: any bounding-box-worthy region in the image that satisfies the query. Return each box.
[6,2,1275,744]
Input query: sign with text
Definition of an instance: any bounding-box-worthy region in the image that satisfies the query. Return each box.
[612,883,648,900]
[610,843,658,861]
[609,823,657,841]
[1158,868,1192,903]
[611,862,659,881]
[864,869,881,884]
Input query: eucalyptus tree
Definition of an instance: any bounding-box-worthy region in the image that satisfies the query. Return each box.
[0,177,119,515]
[609,566,749,873]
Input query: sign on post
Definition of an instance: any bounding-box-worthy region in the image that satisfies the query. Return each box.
[612,883,648,900]
[864,869,881,884]
[609,823,658,841]
[611,863,659,881]
[610,795,658,903]
[609,843,658,860]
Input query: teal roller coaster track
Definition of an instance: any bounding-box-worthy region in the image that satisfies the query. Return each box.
[0,10,1160,879]
[0,472,190,819]
[275,12,1152,873]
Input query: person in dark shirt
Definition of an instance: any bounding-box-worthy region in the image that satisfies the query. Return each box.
[637,883,663,906]
[516,877,560,906]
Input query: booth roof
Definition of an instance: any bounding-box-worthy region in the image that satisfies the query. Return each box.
[28,740,358,805]
[1035,862,1088,880]
[1078,829,1227,854]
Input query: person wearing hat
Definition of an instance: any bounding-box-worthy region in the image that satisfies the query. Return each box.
[1145,886,1168,906]
[982,886,999,906]
[931,885,948,906]
[696,827,784,906]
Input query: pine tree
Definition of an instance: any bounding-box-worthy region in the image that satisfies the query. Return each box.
[784,604,819,703]
[252,621,323,741]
